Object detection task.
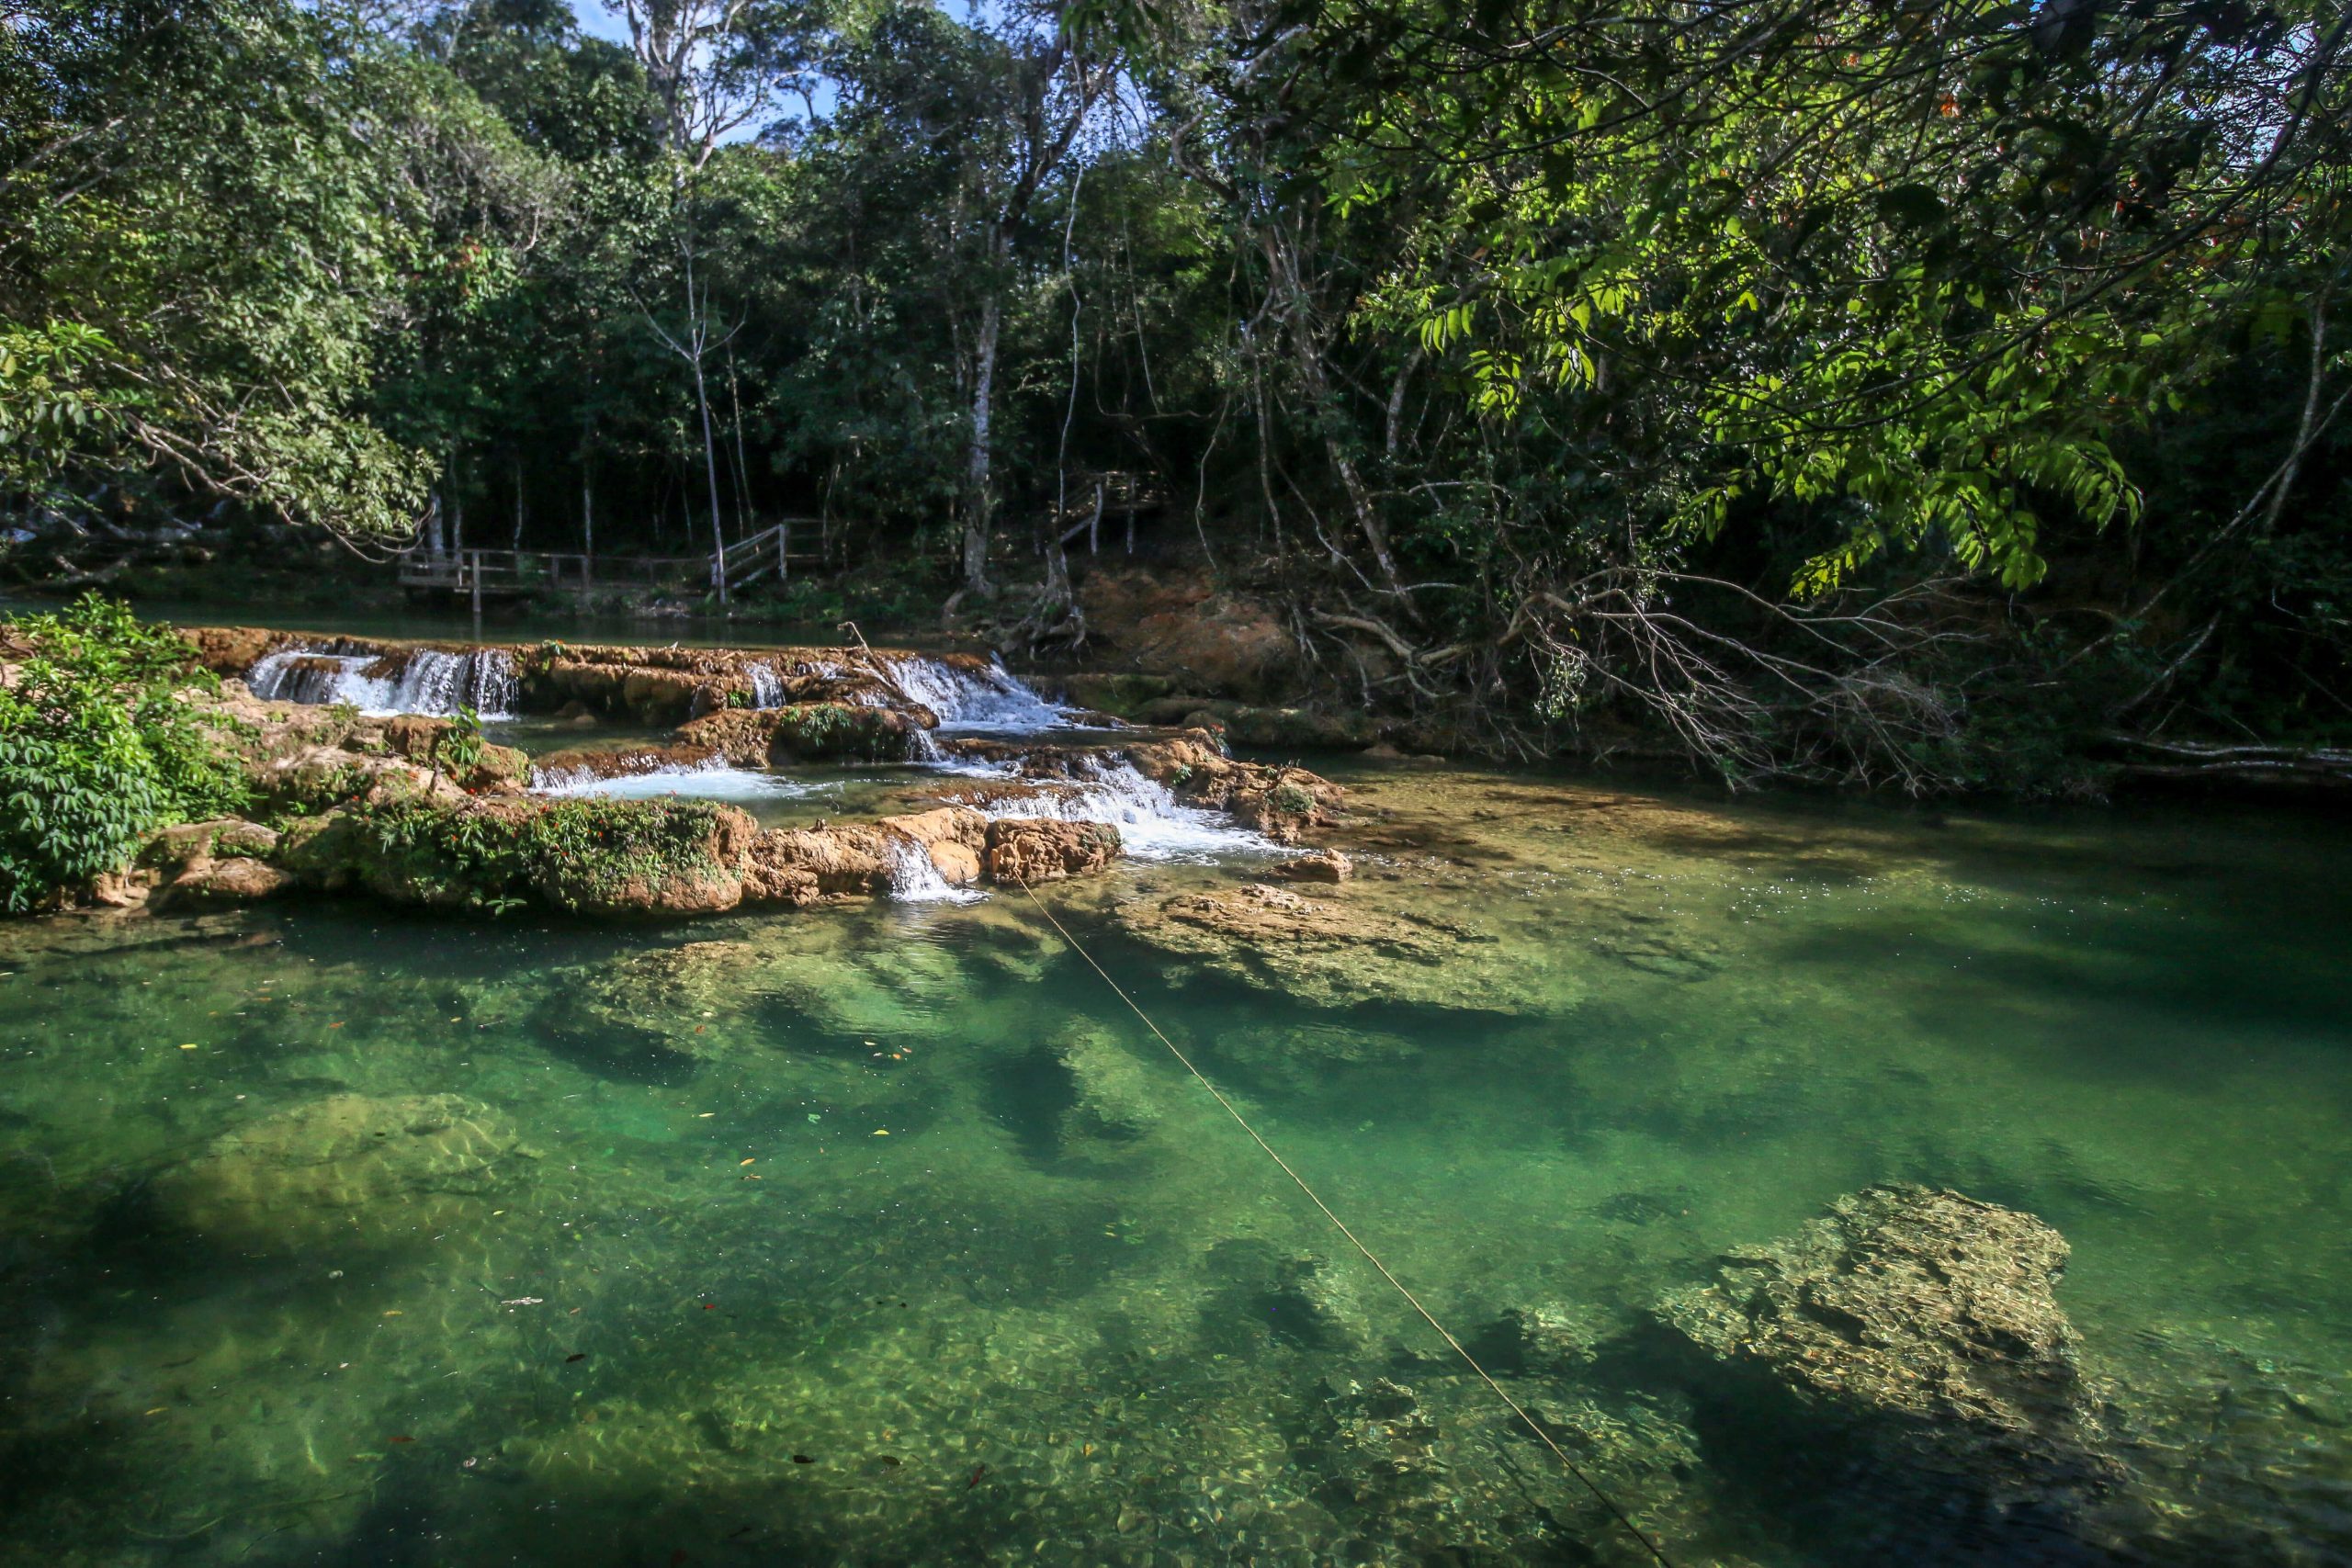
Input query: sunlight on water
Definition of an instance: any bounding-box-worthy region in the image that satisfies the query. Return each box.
[1,767,2348,1566]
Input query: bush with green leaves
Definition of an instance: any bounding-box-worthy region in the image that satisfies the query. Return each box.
[343,795,729,913]
[0,595,246,910]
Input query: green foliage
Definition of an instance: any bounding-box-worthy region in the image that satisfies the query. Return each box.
[769,701,910,761]
[347,795,727,913]
[0,0,557,538]
[432,705,490,781]
[0,595,245,909]
[6,0,2344,787]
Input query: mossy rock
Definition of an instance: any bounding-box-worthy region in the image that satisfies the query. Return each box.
[277,796,754,918]
[150,1092,531,1249]
[678,701,926,764]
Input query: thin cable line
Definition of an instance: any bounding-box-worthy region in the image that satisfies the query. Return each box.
[1010,874,1678,1568]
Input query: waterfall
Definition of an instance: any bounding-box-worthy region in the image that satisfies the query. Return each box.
[881,655,1077,734]
[245,651,380,707]
[747,660,785,709]
[946,756,1279,863]
[244,645,517,718]
[884,836,984,904]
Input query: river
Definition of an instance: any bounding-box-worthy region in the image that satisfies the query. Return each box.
[0,657,2346,1565]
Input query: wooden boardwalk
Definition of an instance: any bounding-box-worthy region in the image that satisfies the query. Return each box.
[398,522,820,605]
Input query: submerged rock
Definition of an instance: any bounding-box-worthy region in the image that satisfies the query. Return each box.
[1052,1024,1162,1141]
[537,941,766,1065]
[1116,881,1510,1011]
[1208,1238,1372,1349]
[1658,1184,2121,1513]
[1484,1302,1607,1374]
[152,1092,528,1247]
[1320,1376,1447,1505]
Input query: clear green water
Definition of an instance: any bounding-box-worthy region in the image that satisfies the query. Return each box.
[3,767,2349,1566]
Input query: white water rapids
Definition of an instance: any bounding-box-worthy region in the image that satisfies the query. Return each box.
[245,646,519,719]
[248,639,1259,901]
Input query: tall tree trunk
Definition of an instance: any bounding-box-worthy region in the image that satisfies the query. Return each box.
[681,252,729,607]
[511,455,526,551]
[727,345,753,533]
[960,278,1003,596]
[580,433,594,587]
[693,351,728,605]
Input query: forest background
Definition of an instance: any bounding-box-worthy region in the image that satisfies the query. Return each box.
[4,0,2348,792]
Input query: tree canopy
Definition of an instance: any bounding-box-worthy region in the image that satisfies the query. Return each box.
[3,0,2346,786]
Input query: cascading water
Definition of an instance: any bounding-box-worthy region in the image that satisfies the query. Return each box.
[534,758,833,802]
[951,756,1281,863]
[882,655,1078,734]
[747,661,785,709]
[883,836,986,904]
[244,651,382,707]
[245,645,518,718]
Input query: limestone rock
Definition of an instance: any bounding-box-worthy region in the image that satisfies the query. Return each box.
[741,807,988,908]
[532,802,754,918]
[1125,734,1345,843]
[140,818,280,871]
[277,797,754,919]
[1274,849,1351,884]
[251,744,465,813]
[677,702,930,764]
[537,941,765,1064]
[175,624,280,673]
[157,855,291,907]
[1053,1025,1162,1140]
[153,1093,528,1248]
[984,818,1121,885]
[1658,1184,2121,1499]
[530,741,721,786]
[1117,881,1506,1011]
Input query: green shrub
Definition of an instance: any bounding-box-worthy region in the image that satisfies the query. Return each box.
[430,705,487,782]
[347,795,728,913]
[0,595,247,909]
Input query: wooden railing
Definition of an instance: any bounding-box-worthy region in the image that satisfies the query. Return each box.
[400,521,823,604]
[1054,470,1161,556]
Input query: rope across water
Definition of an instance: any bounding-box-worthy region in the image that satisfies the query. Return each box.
[1008,874,1679,1568]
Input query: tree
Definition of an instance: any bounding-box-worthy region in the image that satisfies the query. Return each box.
[0,0,548,543]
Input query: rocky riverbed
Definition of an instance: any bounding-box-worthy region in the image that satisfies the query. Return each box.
[2,624,2348,1567]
